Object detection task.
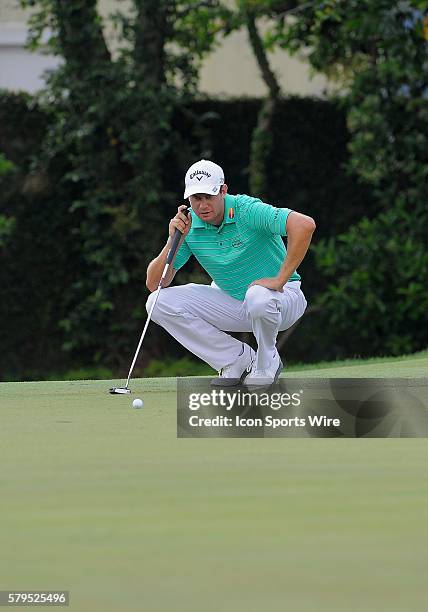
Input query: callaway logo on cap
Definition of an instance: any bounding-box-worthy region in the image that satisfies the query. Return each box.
[184,159,225,199]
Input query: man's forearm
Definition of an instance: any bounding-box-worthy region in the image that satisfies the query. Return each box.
[277,220,315,285]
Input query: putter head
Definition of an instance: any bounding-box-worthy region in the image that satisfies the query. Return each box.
[109,387,131,395]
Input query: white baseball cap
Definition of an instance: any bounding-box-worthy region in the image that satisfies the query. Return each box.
[184,159,225,199]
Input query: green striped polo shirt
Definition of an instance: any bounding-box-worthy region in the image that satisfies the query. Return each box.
[173,194,301,301]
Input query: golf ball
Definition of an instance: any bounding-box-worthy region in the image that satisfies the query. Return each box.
[132,398,143,409]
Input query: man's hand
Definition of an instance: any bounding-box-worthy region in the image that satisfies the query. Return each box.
[169,204,191,240]
[249,277,285,293]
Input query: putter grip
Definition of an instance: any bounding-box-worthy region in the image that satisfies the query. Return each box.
[166,208,189,265]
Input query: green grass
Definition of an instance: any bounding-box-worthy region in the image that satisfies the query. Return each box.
[1,354,427,611]
[287,348,428,377]
[13,349,428,382]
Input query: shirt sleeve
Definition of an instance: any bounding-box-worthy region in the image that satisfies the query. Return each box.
[173,238,192,270]
[237,194,292,236]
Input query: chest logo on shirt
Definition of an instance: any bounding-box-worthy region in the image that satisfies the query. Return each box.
[232,237,243,248]
[228,207,235,220]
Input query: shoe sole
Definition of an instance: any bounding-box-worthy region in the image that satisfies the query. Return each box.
[273,359,284,384]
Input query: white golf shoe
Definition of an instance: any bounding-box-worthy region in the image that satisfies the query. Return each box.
[245,350,283,388]
[211,344,256,387]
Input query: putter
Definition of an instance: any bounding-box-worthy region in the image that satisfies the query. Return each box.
[109,208,189,394]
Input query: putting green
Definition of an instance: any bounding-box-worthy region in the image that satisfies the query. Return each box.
[1,356,427,611]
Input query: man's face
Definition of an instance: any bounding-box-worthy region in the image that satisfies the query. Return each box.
[189,185,228,226]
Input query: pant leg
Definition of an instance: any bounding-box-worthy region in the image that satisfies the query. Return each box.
[146,283,252,370]
[147,281,307,372]
[278,281,308,332]
[244,281,307,370]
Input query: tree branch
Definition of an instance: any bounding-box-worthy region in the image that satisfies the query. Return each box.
[244,8,282,198]
[52,0,111,70]
[245,9,281,99]
[176,0,219,21]
[133,0,168,87]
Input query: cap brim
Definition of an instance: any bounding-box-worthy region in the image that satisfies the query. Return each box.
[184,184,221,199]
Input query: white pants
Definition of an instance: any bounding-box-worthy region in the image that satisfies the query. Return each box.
[146,281,307,371]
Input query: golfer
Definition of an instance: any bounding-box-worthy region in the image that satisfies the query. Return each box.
[146,159,315,387]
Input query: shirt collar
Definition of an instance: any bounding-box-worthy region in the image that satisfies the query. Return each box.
[190,195,236,231]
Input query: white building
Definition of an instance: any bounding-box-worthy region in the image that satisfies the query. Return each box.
[0,0,330,97]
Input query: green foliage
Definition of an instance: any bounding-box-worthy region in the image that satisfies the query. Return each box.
[13,0,225,367]
[248,101,276,197]
[0,92,75,379]
[194,97,376,238]
[144,357,214,377]
[0,152,15,176]
[217,1,290,199]
[0,214,15,249]
[268,1,427,206]
[0,153,16,248]
[314,200,428,356]
[1,90,366,378]
[49,366,114,381]
[265,0,428,357]
[4,1,426,373]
